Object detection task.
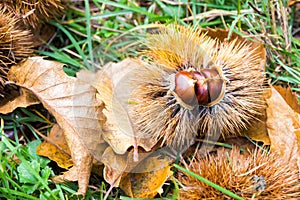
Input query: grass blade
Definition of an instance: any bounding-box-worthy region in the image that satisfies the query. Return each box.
[84,0,95,71]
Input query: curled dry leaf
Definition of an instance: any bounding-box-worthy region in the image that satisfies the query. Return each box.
[0,88,40,114]
[266,86,300,167]
[101,146,128,187]
[36,124,73,169]
[100,145,162,188]
[7,57,106,196]
[119,156,173,198]
[246,86,300,167]
[245,88,271,145]
[90,58,159,155]
[273,86,300,114]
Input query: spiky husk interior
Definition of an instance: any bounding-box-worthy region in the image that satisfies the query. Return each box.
[2,0,65,28]
[0,8,34,84]
[178,148,300,199]
[131,25,265,149]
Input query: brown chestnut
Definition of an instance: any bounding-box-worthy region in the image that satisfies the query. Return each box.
[174,71,198,106]
[174,67,225,107]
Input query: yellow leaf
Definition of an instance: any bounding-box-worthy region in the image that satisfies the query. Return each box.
[119,156,172,198]
[36,124,73,169]
[273,86,300,114]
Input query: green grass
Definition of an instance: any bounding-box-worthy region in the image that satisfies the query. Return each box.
[0,116,59,200]
[40,0,299,97]
[0,108,111,199]
[1,0,299,199]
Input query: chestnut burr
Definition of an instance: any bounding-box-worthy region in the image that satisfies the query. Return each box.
[130,25,265,149]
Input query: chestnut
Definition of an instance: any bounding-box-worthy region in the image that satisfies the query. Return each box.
[174,67,225,107]
[174,71,198,106]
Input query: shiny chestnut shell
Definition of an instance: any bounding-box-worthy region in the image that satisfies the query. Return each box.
[174,67,225,107]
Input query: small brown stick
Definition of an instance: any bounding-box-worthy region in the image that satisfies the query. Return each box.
[33,127,71,156]
[248,2,267,17]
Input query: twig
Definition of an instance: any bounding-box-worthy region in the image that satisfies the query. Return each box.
[182,9,253,21]
[161,0,190,5]
[248,2,267,17]
[33,127,71,156]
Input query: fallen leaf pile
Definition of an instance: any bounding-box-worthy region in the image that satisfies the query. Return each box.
[0,57,173,197]
[0,26,299,199]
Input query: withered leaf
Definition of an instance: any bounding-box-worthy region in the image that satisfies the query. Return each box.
[0,88,40,114]
[7,57,106,195]
[246,88,272,145]
[245,107,270,145]
[267,86,300,167]
[100,146,157,188]
[274,86,300,114]
[92,58,158,155]
[101,147,128,187]
[36,124,73,169]
[119,156,172,198]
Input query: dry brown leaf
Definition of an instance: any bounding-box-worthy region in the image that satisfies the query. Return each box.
[267,86,300,167]
[119,156,172,198]
[245,108,270,145]
[274,86,300,114]
[244,87,272,145]
[0,88,40,114]
[100,146,157,187]
[101,147,128,186]
[36,124,73,169]
[245,88,272,145]
[92,58,158,155]
[7,57,106,196]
